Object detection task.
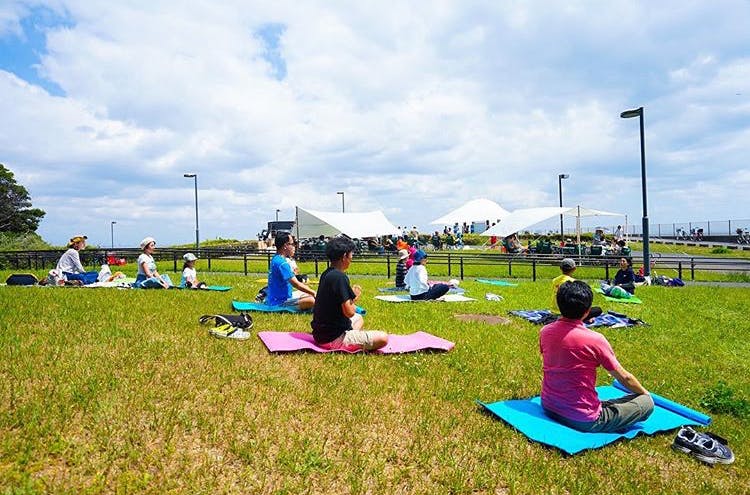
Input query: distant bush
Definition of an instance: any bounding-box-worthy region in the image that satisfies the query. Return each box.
[0,232,52,251]
[711,246,730,254]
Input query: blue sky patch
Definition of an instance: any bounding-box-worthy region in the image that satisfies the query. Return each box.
[254,22,287,80]
[0,7,73,96]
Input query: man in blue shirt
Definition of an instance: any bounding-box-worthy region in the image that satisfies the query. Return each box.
[266,233,316,310]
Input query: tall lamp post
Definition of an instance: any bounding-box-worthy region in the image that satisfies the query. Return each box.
[336,191,345,213]
[620,106,650,277]
[558,174,569,240]
[183,173,199,251]
[110,221,116,249]
[275,209,280,221]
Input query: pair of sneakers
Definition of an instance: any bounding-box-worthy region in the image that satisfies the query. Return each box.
[672,426,734,465]
[209,324,251,340]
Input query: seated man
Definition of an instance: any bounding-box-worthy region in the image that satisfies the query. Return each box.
[311,236,388,351]
[540,281,654,432]
[266,233,316,310]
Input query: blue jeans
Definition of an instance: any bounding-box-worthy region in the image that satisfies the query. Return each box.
[64,271,99,285]
[135,274,173,289]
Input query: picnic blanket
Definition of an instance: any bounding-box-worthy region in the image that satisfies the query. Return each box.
[478,381,711,455]
[232,300,366,315]
[375,294,476,303]
[176,285,231,291]
[476,279,519,287]
[257,330,454,354]
[509,310,646,328]
[595,288,643,304]
[377,286,465,294]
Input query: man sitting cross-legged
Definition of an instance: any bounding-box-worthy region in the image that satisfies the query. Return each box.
[311,236,388,351]
[540,280,654,432]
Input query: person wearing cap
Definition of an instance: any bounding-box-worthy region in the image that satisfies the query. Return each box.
[180,253,205,289]
[134,237,173,289]
[394,249,409,289]
[404,250,450,300]
[311,236,388,351]
[56,234,99,285]
[266,232,315,310]
[552,258,577,309]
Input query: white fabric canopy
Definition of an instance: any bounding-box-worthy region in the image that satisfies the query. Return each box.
[430,198,510,225]
[480,207,569,238]
[294,207,400,238]
[480,205,625,239]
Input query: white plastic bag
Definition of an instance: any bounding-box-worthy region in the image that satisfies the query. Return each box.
[97,264,112,282]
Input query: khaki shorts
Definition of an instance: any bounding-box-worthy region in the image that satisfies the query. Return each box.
[320,329,388,351]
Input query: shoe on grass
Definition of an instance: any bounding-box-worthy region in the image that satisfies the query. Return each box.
[209,324,251,341]
[672,426,735,465]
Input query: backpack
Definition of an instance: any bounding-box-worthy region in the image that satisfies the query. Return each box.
[6,273,39,286]
[199,312,253,340]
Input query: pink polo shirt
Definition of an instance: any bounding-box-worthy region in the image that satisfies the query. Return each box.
[539,317,620,422]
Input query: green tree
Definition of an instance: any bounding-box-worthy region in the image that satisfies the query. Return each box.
[0,164,46,233]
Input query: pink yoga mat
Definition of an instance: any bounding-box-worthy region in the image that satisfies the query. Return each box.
[257,331,455,354]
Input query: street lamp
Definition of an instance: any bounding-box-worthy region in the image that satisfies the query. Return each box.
[275,209,280,222]
[183,173,199,250]
[558,174,569,240]
[336,191,345,213]
[620,106,650,277]
[110,221,116,249]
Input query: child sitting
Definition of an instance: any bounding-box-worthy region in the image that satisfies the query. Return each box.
[311,236,388,351]
[551,258,602,320]
[540,281,653,432]
[181,253,206,289]
[404,250,450,300]
[395,249,409,289]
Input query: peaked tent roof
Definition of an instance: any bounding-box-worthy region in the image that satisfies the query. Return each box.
[295,207,400,238]
[480,207,568,238]
[430,198,511,225]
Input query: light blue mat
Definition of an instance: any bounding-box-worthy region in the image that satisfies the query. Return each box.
[476,279,518,287]
[232,300,366,315]
[478,381,710,455]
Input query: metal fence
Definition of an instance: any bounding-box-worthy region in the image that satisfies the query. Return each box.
[568,218,750,238]
[2,247,749,282]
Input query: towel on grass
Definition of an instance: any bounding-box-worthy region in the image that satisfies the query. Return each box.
[377,286,465,294]
[375,294,476,303]
[478,381,710,455]
[232,300,365,315]
[476,279,519,287]
[257,330,454,354]
[509,310,646,328]
[595,288,643,304]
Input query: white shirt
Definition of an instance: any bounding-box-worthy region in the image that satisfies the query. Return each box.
[137,253,157,277]
[182,267,197,286]
[56,248,85,273]
[405,264,429,296]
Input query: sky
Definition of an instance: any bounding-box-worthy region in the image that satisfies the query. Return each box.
[1,0,749,247]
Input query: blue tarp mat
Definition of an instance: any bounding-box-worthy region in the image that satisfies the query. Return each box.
[232,300,366,315]
[476,279,518,287]
[478,381,710,455]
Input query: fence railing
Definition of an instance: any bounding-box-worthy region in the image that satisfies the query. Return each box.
[568,218,750,237]
[2,248,749,282]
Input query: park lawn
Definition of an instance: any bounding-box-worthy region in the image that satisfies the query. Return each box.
[0,272,748,494]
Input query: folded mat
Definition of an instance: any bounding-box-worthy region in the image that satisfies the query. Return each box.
[257,330,454,354]
[232,300,365,314]
[595,288,643,304]
[476,279,519,287]
[478,380,710,455]
[375,294,476,303]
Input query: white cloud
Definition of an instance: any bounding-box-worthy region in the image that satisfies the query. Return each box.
[1,1,749,246]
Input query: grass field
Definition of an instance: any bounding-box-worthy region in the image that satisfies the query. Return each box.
[1,269,748,494]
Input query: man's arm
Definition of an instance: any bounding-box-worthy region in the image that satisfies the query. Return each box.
[340,284,361,318]
[609,365,649,395]
[289,276,315,296]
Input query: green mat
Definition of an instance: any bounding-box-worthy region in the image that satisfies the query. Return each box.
[595,288,642,304]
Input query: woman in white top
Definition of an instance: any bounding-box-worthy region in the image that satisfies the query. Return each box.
[404,250,450,300]
[134,237,173,289]
[56,234,98,285]
[180,252,205,288]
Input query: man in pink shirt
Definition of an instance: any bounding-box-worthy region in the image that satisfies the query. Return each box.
[540,280,654,432]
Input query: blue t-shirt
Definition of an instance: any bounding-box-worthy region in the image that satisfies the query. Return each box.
[267,254,294,305]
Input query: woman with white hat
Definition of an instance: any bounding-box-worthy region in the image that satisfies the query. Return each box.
[56,234,98,285]
[134,237,173,289]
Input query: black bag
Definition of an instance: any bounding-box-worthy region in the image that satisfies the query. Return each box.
[6,273,39,286]
[199,312,253,330]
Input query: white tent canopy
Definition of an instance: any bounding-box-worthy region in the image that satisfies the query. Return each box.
[480,207,569,238]
[430,198,510,226]
[481,206,625,239]
[294,207,400,239]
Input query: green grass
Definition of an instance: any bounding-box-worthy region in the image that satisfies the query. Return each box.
[1,270,749,493]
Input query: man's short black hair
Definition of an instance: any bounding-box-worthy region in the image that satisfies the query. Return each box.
[325,236,355,261]
[275,232,292,250]
[556,280,593,319]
